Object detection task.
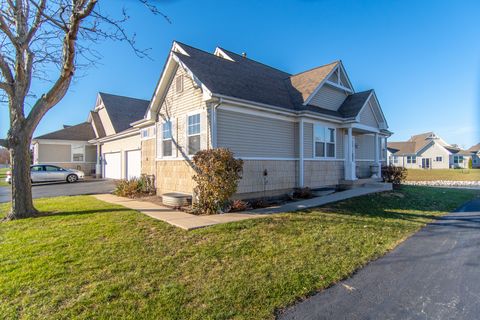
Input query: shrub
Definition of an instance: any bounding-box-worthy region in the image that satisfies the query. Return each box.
[381,165,407,184]
[113,175,156,198]
[293,187,314,199]
[192,148,243,215]
[468,158,473,169]
[229,200,251,212]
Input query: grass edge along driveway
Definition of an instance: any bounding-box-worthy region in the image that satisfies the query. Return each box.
[1,186,478,319]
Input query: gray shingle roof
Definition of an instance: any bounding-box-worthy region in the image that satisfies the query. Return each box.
[34,122,95,141]
[468,143,480,152]
[337,90,373,118]
[99,92,150,133]
[174,42,357,119]
[387,141,417,155]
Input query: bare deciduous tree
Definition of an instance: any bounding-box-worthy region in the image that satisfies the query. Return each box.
[0,0,166,220]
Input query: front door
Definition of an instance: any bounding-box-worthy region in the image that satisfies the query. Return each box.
[422,158,431,169]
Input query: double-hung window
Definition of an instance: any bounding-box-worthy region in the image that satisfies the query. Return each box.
[453,155,463,164]
[162,121,173,157]
[187,113,201,155]
[72,144,85,162]
[407,156,416,164]
[436,156,442,162]
[314,124,335,158]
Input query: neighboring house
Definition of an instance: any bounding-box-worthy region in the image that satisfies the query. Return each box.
[468,143,480,168]
[32,123,97,174]
[387,132,471,169]
[133,41,391,199]
[32,92,150,179]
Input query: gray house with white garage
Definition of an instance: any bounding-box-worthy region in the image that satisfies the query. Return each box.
[134,41,392,199]
[32,92,150,179]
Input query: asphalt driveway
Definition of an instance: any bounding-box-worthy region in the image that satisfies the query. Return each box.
[0,179,116,203]
[279,198,480,320]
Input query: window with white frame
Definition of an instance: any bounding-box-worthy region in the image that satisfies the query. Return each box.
[141,128,149,139]
[453,155,463,164]
[436,156,442,162]
[187,113,201,155]
[72,144,85,162]
[407,156,416,164]
[162,121,173,157]
[314,124,335,158]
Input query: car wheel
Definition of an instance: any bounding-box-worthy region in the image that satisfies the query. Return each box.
[66,174,78,183]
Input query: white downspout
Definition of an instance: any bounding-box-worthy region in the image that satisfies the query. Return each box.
[210,98,222,148]
[299,118,304,187]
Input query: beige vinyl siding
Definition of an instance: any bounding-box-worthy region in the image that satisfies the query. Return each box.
[217,109,296,158]
[85,145,97,162]
[327,70,338,83]
[359,104,378,128]
[98,106,116,135]
[418,142,451,169]
[38,144,71,162]
[156,65,207,157]
[355,134,375,160]
[303,122,313,158]
[309,84,347,111]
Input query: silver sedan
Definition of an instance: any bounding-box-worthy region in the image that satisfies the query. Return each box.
[5,165,85,184]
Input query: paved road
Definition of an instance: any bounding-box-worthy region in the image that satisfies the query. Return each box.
[279,198,480,320]
[0,180,116,203]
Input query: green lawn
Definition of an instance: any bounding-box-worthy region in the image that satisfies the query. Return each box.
[406,168,480,181]
[0,186,478,319]
[0,168,9,187]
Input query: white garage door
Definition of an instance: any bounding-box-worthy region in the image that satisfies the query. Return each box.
[104,152,121,179]
[126,150,141,180]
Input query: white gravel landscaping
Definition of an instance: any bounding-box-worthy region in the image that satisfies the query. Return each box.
[404,180,480,187]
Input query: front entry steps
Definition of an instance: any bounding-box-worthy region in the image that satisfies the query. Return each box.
[162,193,192,207]
[339,178,384,190]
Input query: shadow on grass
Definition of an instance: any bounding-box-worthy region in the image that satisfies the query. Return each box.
[26,208,134,219]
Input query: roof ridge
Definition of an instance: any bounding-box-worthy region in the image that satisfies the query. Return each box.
[289,60,340,78]
[217,47,291,76]
[99,92,149,102]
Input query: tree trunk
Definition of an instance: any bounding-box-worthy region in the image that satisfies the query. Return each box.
[5,132,38,220]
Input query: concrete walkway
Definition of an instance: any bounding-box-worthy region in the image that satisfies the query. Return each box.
[250,183,392,214]
[93,194,263,230]
[93,183,391,230]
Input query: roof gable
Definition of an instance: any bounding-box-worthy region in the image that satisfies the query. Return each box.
[34,122,95,141]
[98,92,150,133]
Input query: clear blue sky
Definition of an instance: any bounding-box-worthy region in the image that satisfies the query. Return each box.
[1,0,479,148]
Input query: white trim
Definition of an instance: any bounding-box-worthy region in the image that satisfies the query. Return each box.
[324,80,353,93]
[213,47,235,61]
[313,124,336,159]
[238,157,299,161]
[186,112,201,156]
[91,127,139,144]
[304,158,345,161]
[160,118,174,158]
[172,41,189,56]
[299,118,304,187]
[33,139,90,145]
[303,63,340,106]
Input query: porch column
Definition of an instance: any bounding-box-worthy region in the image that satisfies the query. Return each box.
[95,143,102,179]
[373,133,380,178]
[345,127,356,180]
[299,118,304,187]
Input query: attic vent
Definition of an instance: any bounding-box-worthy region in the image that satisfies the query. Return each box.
[242,52,247,59]
[176,75,183,93]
